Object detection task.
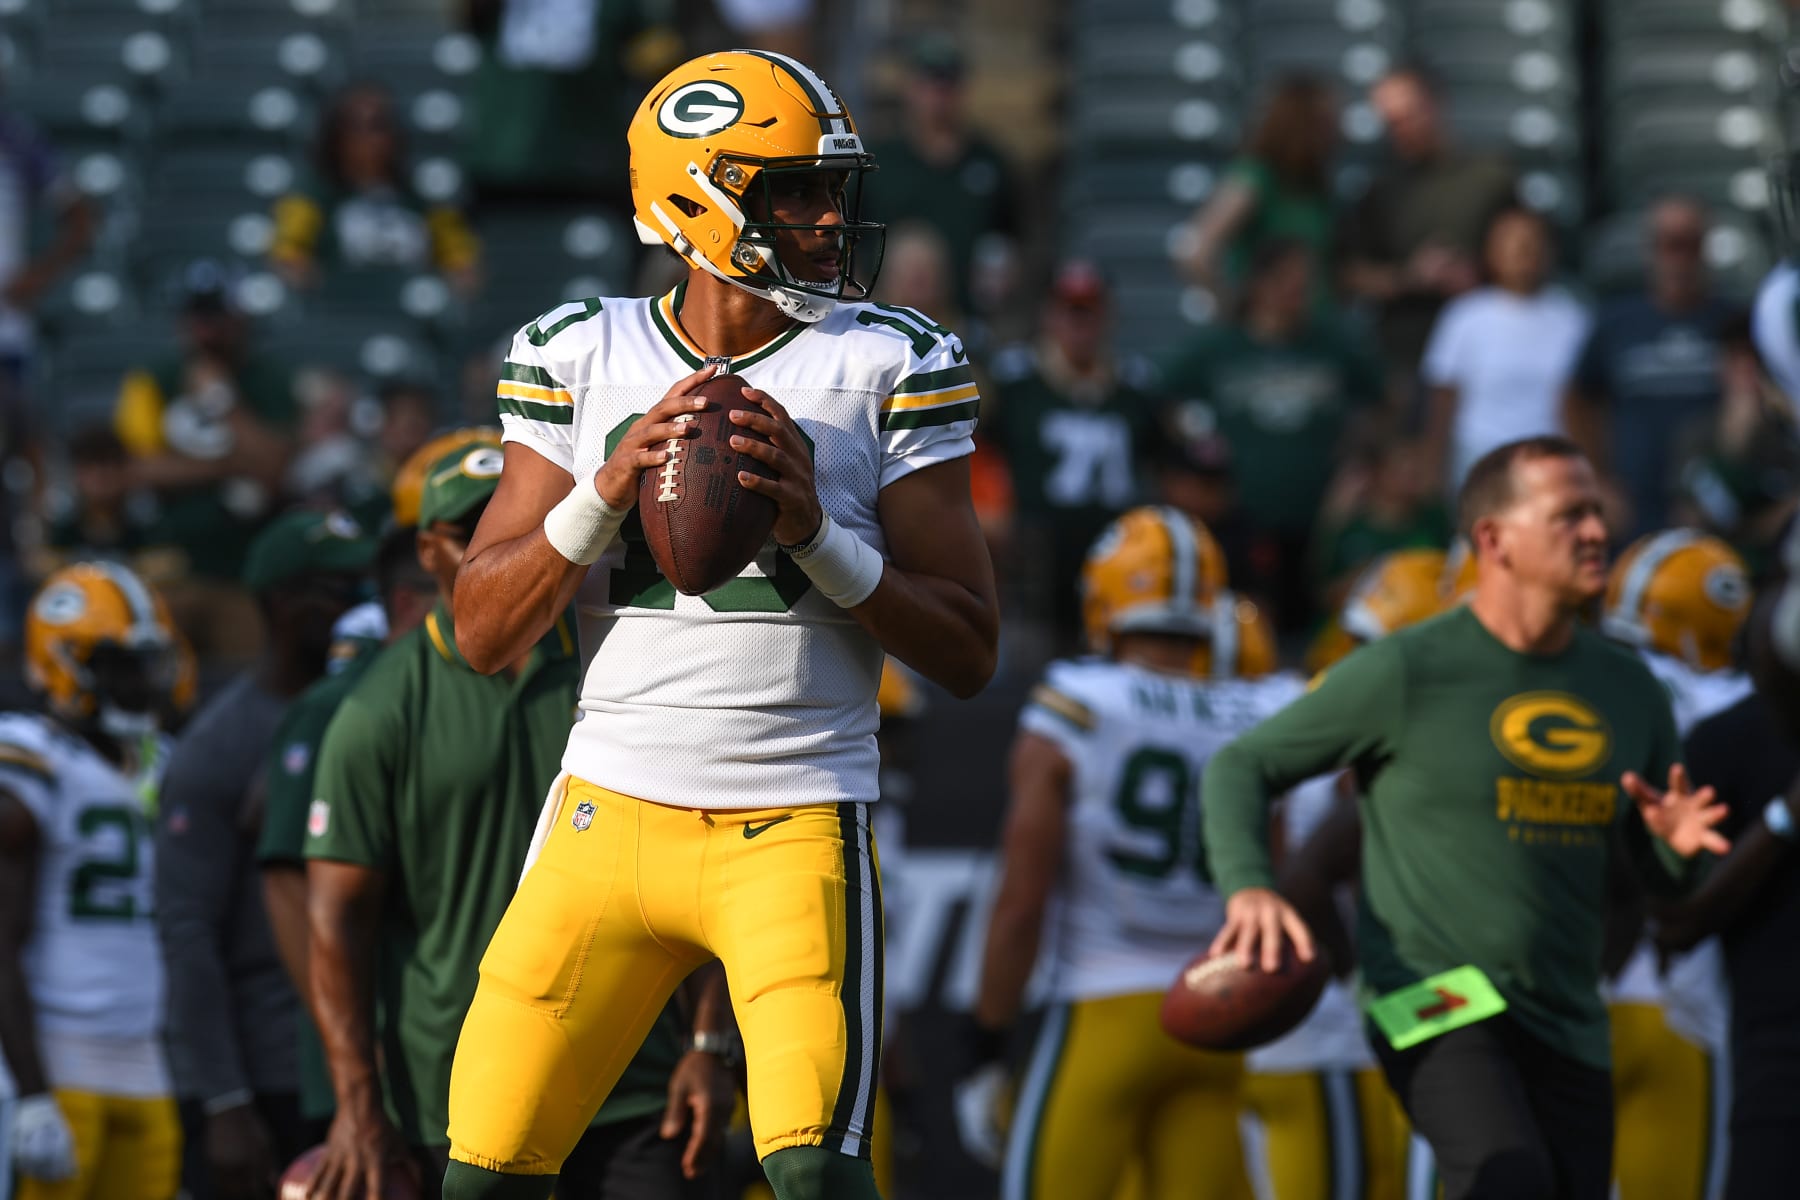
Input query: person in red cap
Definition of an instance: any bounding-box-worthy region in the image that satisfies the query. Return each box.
[985,262,1163,648]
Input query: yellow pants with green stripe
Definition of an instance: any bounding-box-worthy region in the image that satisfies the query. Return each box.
[448,778,882,1174]
[14,1090,180,1200]
[1002,992,1252,1200]
[1241,1069,1408,1200]
[1609,1002,1723,1200]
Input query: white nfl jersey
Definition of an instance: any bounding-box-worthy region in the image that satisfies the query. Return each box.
[1248,771,1373,1074]
[498,286,977,809]
[1606,651,1753,1050]
[1021,659,1308,1003]
[0,713,166,1042]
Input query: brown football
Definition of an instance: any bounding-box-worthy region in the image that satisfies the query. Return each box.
[280,1145,420,1200]
[638,371,777,596]
[1159,941,1330,1052]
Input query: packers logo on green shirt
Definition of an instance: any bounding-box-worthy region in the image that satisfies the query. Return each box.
[1489,692,1611,779]
[657,82,746,139]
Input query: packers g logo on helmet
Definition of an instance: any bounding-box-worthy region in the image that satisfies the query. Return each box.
[627,49,885,323]
[657,81,746,139]
[1603,529,1752,672]
[26,562,178,737]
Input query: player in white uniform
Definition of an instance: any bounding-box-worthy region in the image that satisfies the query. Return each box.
[1600,529,1755,1200]
[0,563,181,1200]
[440,49,997,1200]
[958,507,1280,1200]
[1246,550,1447,1200]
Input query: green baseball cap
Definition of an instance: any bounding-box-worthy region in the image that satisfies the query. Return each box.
[418,441,504,529]
[241,509,377,594]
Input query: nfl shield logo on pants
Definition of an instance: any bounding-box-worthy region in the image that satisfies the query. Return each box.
[571,800,596,832]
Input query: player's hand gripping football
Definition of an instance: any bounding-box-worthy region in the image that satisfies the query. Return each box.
[1622,763,1731,859]
[591,364,714,509]
[1211,886,1317,973]
[306,1101,420,1200]
[728,390,824,547]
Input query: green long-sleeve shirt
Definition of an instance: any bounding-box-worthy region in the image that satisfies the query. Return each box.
[1201,604,1691,1068]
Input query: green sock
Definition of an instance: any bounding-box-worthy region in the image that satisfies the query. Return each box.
[761,1145,882,1200]
[439,1160,557,1200]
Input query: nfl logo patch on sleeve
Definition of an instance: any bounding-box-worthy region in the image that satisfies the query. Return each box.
[307,799,329,838]
[572,800,596,832]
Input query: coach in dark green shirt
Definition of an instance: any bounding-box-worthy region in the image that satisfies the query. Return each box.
[301,444,707,1197]
[1202,436,1728,1200]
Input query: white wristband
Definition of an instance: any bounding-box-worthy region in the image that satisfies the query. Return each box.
[785,513,884,608]
[543,482,625,566]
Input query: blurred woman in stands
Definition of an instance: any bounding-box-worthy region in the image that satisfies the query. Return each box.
[1175,73,1339,309]
[269,83,480,296]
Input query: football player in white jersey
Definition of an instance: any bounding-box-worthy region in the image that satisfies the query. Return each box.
[0,563,182,1200]
[438,49,997,1200]
[957,507,1279,1200]
[1600,530,1754,1200]
[1242,549,1445,1200]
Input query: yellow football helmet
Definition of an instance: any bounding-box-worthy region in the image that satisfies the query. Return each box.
[1439,535,1479,608]
[391,427,501,528]
[1602,530,1752,672]
[1082,507,1228,653]
[26,563,178,737]
[627,50,883,323]
[1200,590,1278,679]
[1308,548,1448,671]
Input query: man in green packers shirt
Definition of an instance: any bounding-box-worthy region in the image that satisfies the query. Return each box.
[1202,436,1729,1200]
[302,443,736,1199]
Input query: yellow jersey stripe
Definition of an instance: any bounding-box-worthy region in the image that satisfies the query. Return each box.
[425,612,455,663]
[0,744,54,783]
[496,381,573,406]
[1027,685,1095,732]
[880,383,981,414]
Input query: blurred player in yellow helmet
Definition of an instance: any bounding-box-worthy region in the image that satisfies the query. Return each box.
[961,507,1303,1199]
[1306,548,1449,674]
[1438,535,1479,609]
[1600,529,1753,1200]
[2,564,183,1200]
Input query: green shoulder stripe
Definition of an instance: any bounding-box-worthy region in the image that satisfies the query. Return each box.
[882,399,978,432]
[1027,684,1095,732]
[500,360,560,387]
[499,395,575,425]
[893,364,976,395]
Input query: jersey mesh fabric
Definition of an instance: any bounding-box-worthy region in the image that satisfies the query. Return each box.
[499,294,977,809]
[0,714,164,1041]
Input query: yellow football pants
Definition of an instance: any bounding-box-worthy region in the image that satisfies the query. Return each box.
[448,779,882,1174]
[1610,1002,1720,1200]
[1001,992,1253,1200]
[1241,1069,1407,1200]
[15,1090,180,1200]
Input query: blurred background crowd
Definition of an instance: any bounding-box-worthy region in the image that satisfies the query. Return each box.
[0,0,1796,688]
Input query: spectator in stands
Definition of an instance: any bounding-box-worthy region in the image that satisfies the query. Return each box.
[270,84,480,296]
[1176,74,1339,309]
[1155,430,1257,592]
[1676,316,1800,575]
[285,369,386,518]
[867,35,1021,320]
[985,261,1160,647]
[459,0,681,210]
[1339,64,1518,400]
[155,510,373,1200]
[376,380,436,485]
[1563,198,1736,539]
[880,220,970,350]
[1422,206,1589,494]
[36,427,157,571]
[114,262,297,666]
[1311,438,1453,613]
[1160,239,1384,631]
[0,103,95,647]
[711,0,814,64]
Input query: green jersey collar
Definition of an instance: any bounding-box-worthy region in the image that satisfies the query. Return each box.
[651,280,808,371]
[424,602,577,672]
